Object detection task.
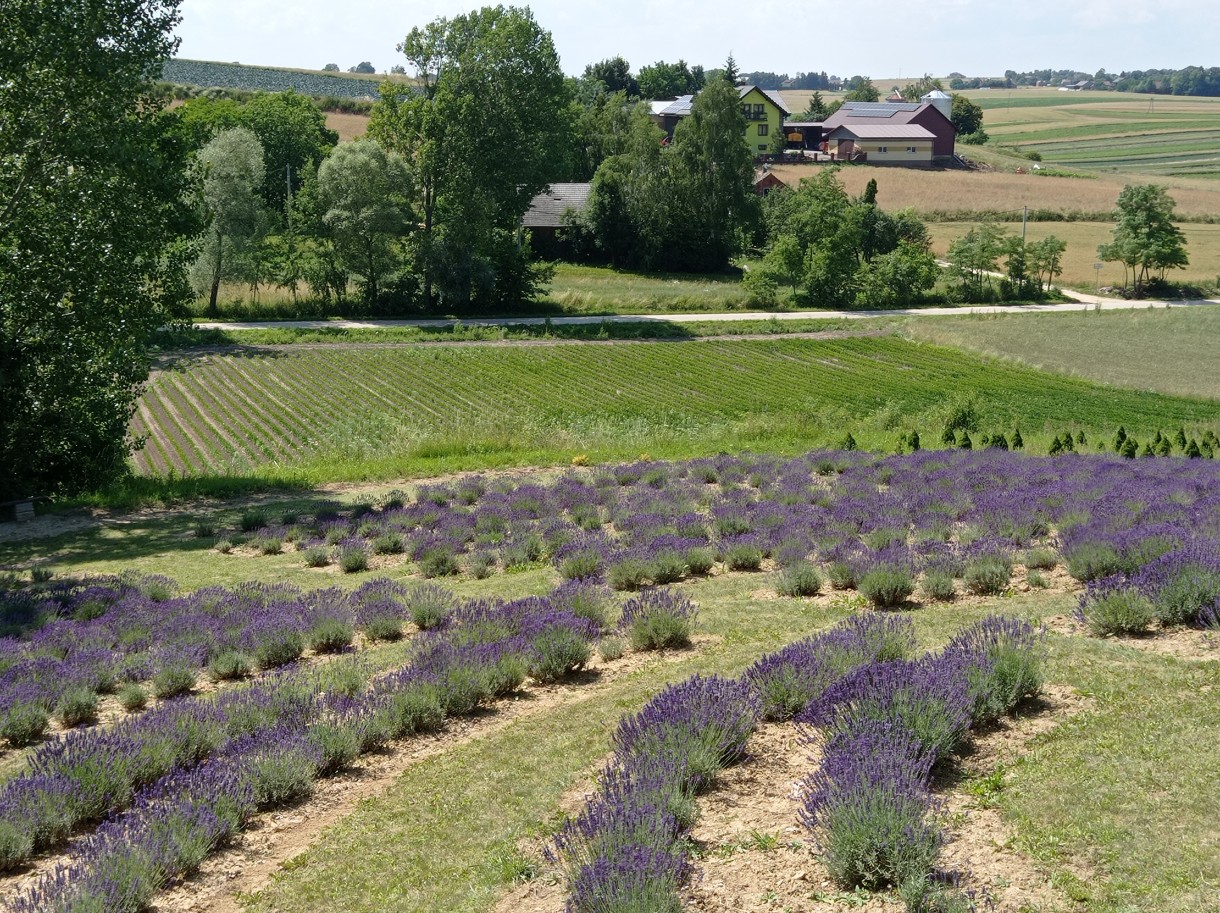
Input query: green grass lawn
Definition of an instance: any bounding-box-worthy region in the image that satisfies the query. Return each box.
[904,306,1220,401]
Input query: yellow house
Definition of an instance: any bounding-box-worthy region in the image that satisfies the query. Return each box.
[652,85,791,153]
[824,124,935,167]
[737,85,790,153]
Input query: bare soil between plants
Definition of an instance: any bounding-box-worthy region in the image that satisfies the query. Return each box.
[496,683,1090,913]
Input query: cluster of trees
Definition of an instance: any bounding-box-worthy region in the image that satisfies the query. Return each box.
[745,175,940,308]
[1112,66,1220,97]
[2,0,196,499]
[574,79,759,272]
[949,66,1220,97]
[945,225,1066,301]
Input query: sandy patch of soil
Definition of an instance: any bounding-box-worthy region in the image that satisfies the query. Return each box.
[1045,612,1220,662]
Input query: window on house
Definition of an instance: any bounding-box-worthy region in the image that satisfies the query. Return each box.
[758,124,768,136]
[741,105,751,119]
[758,144,768,151]
[877,145,888,153]
[753,104,765,119]
[906,146,917,153]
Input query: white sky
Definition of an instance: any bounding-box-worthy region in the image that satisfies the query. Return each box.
[174,0,1219,79]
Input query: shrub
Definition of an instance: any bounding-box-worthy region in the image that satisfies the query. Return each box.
[192,522,214,538]
[306,618,354,653]
[827,561,857,590]
[254,535,283,555]
[946,616,1043,724]
[253,631,305,670]
[338,544,369,573]
[963,555,1011,595]
[406,584,457,630]
[799,722,941,890]
[468,552,496,579]
[214,538,234,554]
[152,665,196,699]
[208,650,252,681]
[1023,547,1058,570]
[684,547,715,576]
[598,636,626,661]
[372,532,405,555]
[117,683,149,712]
[647,551,687,585]
[1026,570,1049,589]
[620,589,697,650]
[724,542,763,571]
[378,682,445,739]
[1066,542,1123,582]
[552,580,615,630]
[529,627,593,683]
[307,722,361,775]
[419,547,460,578]
[363,615,403,642]
[1078,585,1154,636]
[559,550,604,581]
[607,557,650,591]
[249,743,320,807]
[858,566,915,608]
[1134,550,1220,626]
[777,562,823,597]
[302,546,330,567]
[55,687,99,728]
[239,509,268,532]
[919,570,956,602]
[0,703,49,747]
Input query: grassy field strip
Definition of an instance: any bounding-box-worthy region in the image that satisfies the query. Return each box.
[131,338,1220,478]
[904,308,1220,401]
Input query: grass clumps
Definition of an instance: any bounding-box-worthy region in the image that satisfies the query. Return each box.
[858,566,916,608]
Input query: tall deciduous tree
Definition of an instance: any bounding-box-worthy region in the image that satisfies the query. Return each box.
[316,140,414,308]
[191,128,268,315]
[583,57,639,97]
[372,5,570,310]
[949,94,984,136]
[1,0,195,499]
[1098,184,1189,291]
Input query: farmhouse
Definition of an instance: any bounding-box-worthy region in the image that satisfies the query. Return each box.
[521,182,592,257]
[652,85,791,152]
[820,93,957,162]
[824,124,936,167]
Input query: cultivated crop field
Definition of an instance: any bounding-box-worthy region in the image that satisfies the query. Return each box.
[160,59,401,98]
[2,449,1217,913]
[767,162,1220,220]
[130,337,1220,479]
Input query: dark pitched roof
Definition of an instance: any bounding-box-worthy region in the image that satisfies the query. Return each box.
[653,85,790,118]
[522,183,591,229]
[739,85,790,114]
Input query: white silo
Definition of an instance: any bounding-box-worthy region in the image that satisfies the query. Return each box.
[921,89,953,122]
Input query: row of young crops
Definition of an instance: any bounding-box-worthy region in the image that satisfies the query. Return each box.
[0,574,696,911]
[132,339,1220,475]
[218,449,1220,634]
[160,60,383,99]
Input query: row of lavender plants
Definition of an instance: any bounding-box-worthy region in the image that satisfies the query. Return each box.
[1,583,624,911]
[551,612,1042,913]
[0,576,466,748]
[227,450,1220,616]
[549,613,917,913]
[797,616,1043,910]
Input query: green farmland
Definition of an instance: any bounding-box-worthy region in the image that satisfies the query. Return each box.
[966,89,1220,177]
[132,336,1220,480]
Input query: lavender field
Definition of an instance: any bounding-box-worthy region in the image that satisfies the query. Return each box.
[2,448,1218,913]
